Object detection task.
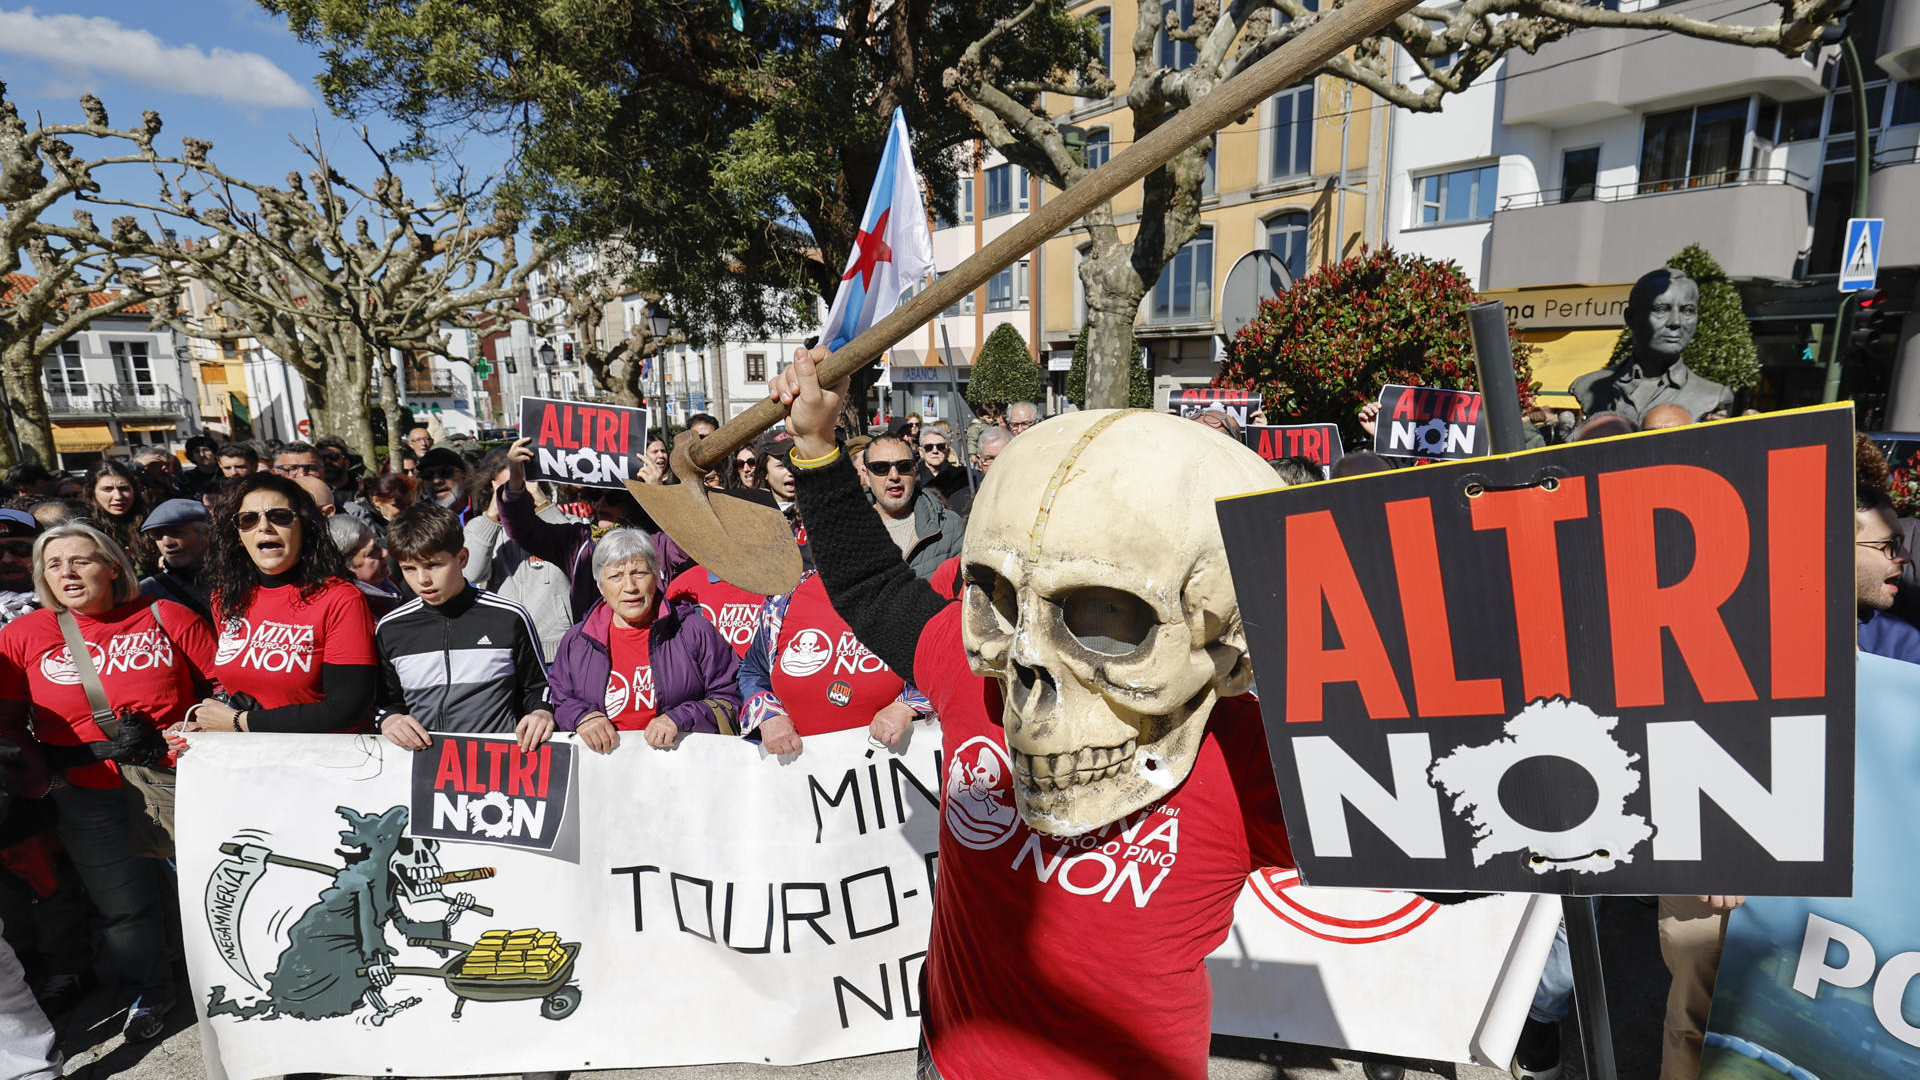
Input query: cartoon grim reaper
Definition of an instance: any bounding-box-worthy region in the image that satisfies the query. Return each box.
[206,805,483,1023]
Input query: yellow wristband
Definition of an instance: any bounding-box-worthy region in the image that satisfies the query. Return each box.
[789,446,843,470]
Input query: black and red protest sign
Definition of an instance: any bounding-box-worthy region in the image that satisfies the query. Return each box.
[1218,405,1855,896]
[1372,384,1487,461]
[1171,388,1262,426]
[411,735,575,852]
[1243,424,1345,475]
[519,396,650,490]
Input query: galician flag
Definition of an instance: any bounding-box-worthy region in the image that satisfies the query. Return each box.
[821,107,935,352]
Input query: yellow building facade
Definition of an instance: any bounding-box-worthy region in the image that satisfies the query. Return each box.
[1034,0,1385,401]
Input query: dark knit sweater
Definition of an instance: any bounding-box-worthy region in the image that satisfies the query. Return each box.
[791,453,950,684]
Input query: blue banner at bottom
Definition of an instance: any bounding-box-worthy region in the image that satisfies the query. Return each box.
[1702,652,1920,1079]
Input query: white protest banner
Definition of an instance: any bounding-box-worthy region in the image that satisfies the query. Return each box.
[184,726,1556,1078]
[1208,870,1558,1066]
[182,728,941,1080]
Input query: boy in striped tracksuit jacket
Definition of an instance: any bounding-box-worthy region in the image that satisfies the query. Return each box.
[374,503,555,752]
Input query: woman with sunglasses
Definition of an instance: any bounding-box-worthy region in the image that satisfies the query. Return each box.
[85,460,152,573]
[913,427,973,516]
[724,445,762,492]
[189,473,377,734]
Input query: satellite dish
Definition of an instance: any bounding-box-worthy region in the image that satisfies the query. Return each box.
[1219,249,1294,342]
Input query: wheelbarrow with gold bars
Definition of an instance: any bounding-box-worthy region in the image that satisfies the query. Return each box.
[361,933,582,1020]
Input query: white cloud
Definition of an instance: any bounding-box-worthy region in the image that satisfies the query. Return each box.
[0,7,313,109]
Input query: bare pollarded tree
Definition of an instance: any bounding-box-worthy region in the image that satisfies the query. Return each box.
[945,0,1846,407]
[0,84,178,465]
[111,131,552,462]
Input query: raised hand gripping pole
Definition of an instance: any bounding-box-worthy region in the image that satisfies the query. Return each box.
[631,0,1430,595]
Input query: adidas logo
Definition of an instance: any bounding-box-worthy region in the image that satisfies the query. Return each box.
[476,635,492,645]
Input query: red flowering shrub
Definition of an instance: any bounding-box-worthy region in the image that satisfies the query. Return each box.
[1216,246,1538,446]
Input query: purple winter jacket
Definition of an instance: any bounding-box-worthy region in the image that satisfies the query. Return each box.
[548,595,742,735]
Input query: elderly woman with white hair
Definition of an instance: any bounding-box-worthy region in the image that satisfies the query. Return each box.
[546,527,741,753]
[0,521,219,1041]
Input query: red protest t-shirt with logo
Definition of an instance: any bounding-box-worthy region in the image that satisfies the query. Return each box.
[667,566,764,658]
[771,574,903,736]
[0,599,217,789]
[913,602,1293,1080]
[604,622,658,729]
[212,579,376,712]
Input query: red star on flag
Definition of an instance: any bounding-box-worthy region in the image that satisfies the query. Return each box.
[842,209,894,289]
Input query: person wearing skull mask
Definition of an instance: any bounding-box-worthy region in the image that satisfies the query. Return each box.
[770,349,1296,1080]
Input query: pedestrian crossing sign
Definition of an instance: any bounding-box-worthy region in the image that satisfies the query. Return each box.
[1839,217,1884,292]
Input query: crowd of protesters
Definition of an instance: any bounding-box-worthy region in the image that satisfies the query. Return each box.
[0,379,1912,1080]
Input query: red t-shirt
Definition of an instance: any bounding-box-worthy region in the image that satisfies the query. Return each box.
[667,566,764,658]
[604,622,658,729]
[212,579,376,711]
[914,604,1293,1080]
[0,600,217,788]
[772,575,904,736]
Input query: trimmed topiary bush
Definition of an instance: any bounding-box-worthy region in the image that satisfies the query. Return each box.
[965,323,1043,409]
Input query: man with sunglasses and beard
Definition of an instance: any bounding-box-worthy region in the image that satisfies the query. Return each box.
[860,434,962,580]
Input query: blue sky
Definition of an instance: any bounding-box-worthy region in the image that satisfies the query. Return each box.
[1,1,512,228]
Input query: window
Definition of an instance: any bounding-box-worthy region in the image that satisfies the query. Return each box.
[1637,97,1748,192]
[1269,84,1314,180]
[1084,128,1111,170]
[985,164,1028,216]
[1416,163,1499,225]
[1092,8,1112,75]
[937,175,975,227]
[1159,0,1197,70]
[1201,139,1217,196]
[1780,98,1824,141]
[1892,80,1920,127]
[987,260,1030,311]
[745,353,767,381]
[938,272,975,317]
[1151,226,1213,322]
[109,340,154,395]
[1561,147,1600,203]
[44,341,83,400]
[1265,211,1309,284]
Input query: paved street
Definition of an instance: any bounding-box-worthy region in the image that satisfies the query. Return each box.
[47,897,1673,1080]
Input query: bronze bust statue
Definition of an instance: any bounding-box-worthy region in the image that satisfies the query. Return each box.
[1569,269,1734,424]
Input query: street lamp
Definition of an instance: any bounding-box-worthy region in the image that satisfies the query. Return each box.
[644,303,674,433]
[537,342,556,367]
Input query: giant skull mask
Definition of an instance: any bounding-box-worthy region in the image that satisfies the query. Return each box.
[961,409,1283,836]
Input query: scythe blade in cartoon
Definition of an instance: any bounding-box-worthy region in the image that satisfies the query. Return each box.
[204,842,272,989]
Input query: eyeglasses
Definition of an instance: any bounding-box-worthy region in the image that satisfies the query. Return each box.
[1857,537,1909,559]
[1007,418,1035,432]
[275,462,323,476]
[420,467,463,481]
[920,441,949,452]
[865,457,916,477]
[236,508,299,531]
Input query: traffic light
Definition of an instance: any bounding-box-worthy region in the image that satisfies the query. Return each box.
[563,342,575,365]
[1852,289,1890,348]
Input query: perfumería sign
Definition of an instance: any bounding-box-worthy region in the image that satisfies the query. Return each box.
[1483,284,1636,331]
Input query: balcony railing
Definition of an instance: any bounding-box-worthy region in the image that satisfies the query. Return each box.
[404,372,463,397]
[1497,167,1812,212]
[45,383,190,417]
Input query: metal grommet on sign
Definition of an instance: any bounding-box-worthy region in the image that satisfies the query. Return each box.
[1463,482,1486,498]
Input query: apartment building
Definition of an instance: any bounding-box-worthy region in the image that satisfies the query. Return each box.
[3,273,205,470]
[1028,0,1382,407]
[1387,0,1920,421]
